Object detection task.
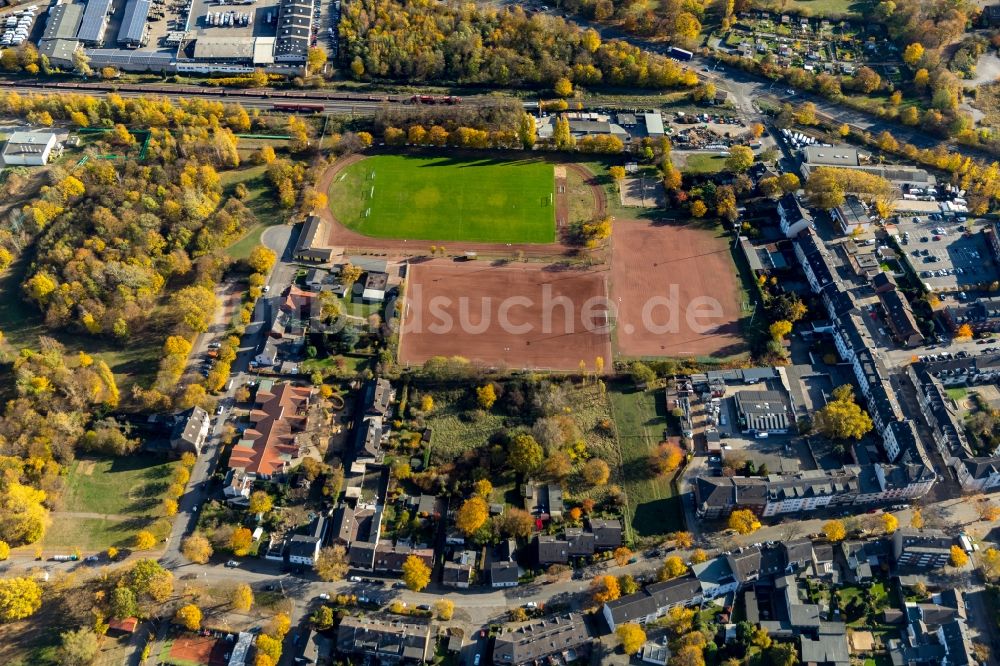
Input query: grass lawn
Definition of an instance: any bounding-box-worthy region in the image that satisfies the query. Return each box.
[42,514,172,551]
[778,0,863,16]
[301,354,371,377]
[62,455,180,516]
[222,164,286,260]
[566,162,598,225]
[946,387,968,401]
[40,455,180,550]
[608,383,684,538]
[681,153,727,175]
[329,155,556,243]
[421,389,509,465]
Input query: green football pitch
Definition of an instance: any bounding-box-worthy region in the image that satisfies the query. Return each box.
[328,155,556,243]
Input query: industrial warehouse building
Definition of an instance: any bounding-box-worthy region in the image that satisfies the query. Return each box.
[38,0,316,72]
[2,132,58,166]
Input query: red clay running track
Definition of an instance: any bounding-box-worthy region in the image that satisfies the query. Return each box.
[398,260,613,372]
[610,220,745,358]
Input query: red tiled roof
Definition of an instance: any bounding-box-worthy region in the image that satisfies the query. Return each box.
[229,383,313,476]
[282,286,317,316]
[108,617,138,633]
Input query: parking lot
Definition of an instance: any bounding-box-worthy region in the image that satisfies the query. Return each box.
[895,218,998,293]
[186,0,280,39]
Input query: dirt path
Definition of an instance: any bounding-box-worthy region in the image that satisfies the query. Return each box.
[317,154,608,260]
[52,511,133,521]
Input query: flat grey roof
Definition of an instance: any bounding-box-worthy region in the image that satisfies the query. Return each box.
[43,3,84,41]
[193,36,255,60]
[643,113,665,135]
[803,144,860,167]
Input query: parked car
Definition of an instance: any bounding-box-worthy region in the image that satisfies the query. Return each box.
[225,560,239,568]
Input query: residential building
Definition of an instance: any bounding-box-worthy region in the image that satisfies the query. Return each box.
[223,469,253,500]
[907,361,1000,491]
[288,516,326,567]
[491,560,520,588]
[800,634,850,666]
[335,616,433,664]
[228,381,314,478]
[443,550,476,588]
[493,614,591,666]
[878,287,923,347]
[940,297,1000,335]
[794,229,836,293]
[694,476,768,518]
[373,540,433,573]
[691,556,740,599]
[694,462,932,520]
[523,482,564,521]
[778,193,813,238]
[893,528,953,570]
[169,406,211,455]
[589,518,624,549]
[535,534,570,566]
[887,591,974,666]
[2,131,58,166]
[602,574,704,630]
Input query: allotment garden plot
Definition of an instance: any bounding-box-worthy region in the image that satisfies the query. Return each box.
[328,155,556,244]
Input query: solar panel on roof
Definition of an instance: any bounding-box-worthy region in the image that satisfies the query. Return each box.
[77,0,112,43]
[117,0,150,45]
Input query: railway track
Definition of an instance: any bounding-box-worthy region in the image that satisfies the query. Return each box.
[4,79,512,111]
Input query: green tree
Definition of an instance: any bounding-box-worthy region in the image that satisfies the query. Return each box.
[0,577,42,622]
[58,628,99,666]
[813,385,874,440]
[508,433,543,474]
[231,583,254,611]
[477,384,497,409]
[456,496,489,535]
[769,320,792,341]
[248,491,273,514]
[617,623,646,654]
[728,509,761,535]
[110,587,138,619]
[315,545,350,581]
[401,555,431,591]
[174,604,202,631]
[247,245,277,274]
[726,145,754,173]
